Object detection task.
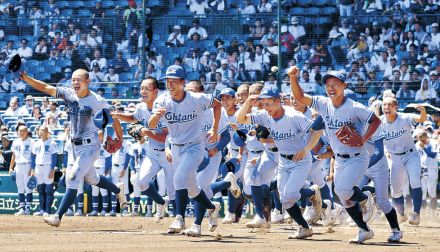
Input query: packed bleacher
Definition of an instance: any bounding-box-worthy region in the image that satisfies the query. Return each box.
[0,0,440,172]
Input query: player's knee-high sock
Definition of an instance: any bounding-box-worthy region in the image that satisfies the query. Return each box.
[102,194,109,212]
[37,184,45,212]
[193,190,215,210]
[147,197,153,214]
[56,188,78,219]
[133,197,140,213]
[261,185,271,220]
[227,192,235,213]
[125,194,130,211]
[77,193,84,211]
[92,196,99,212]
[45,184,54,214]
[411,187,422,214]
[175,189,188,219]
[345,203,369,230]
[385,208,400,230]
[18,193,25,210]
[142,182,165,205]
[320,184,332,203]
[251,186,264,218]
[96,175,120,194]
[422,199,427,208]
[271,191,282,212]
[169,199,176,215]
[392,196,405,215]
[194,201,206,225]
[111,194,117,212]
[349,186,368,202]
[25,193,33,211]
[285,204,309,229]
[300,187,315,207]
[210,180,231,194]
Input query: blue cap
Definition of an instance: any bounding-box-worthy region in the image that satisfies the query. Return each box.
[259,86,280,99]
[321,70,346,84]
[217,87,236,99]
[93,108,114,130]
[5,54,25,79]
[27,176,37,190]
[220,158,240,177]
[232,129,248,147]
[162,65,186,79]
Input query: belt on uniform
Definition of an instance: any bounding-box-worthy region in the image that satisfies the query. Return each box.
[231,148,240,152]
[336,153,360,159]
[114,164,120,167]
[280,153,295,160]
[249,150,263,154]
[268,147,278,152]
[71,138,92,146]
[16,162,30,165]
[172,142,194,147]
[394,148,414,156]
[152,148,165,152]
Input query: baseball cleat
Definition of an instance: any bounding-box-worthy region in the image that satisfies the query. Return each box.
[360,191,374,223]
[321,200,335,227]
[130,211,140,217]
[224,172,241,198]
[283,212,293,224]
[65,209,74,217]
[221,212,235,224]
[145,210,153,217]
[105,210,116,217]
[270,209,284,224]
[208,202,221,232]
[245,215,266,228]
[15,209,26,216]
[24,209,31,215]
[100,211,107,217]
[309,185,322,223]
[167,214,185,234]
[387,228,403,242]
[155,197,170,223]
[43,212,50,217]
[116,183,127,209]
[74,209,83,217]
[33,210,44,216]
[43,214,61,227]
[87,211,98,217]
[349,228,374,244]
[288,226,313,239]
[183,224,202,237]
[121,210,131,217]
[408,212,420,225]
[398,214,408,223]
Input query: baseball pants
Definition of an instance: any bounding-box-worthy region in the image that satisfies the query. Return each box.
[390,151,422,198]
[15,163,32,194]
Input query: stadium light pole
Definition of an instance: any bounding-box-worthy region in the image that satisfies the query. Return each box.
[141,0,147,79]
[277,0,282,90]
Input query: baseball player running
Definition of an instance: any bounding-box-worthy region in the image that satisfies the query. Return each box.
[381,95,426,225]
[32,126,58,216]
[183,81,239,237]
[112,77,172,222]
[149,65,221,234]
[289,67,380,243]
[20,69,127,227]
[416,131,438,214]
[236,85,323,239]
[9,125,34,215]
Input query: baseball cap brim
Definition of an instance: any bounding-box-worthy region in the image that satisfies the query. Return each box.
[321,73,345,84]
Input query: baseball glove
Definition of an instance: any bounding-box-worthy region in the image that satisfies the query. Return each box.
[255,124,270,140]
[127,122,144,141]
[335,125,363,147]
[104,136,122,153]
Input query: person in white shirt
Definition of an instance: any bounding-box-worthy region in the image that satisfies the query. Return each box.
[209,0,225,12]
[384,58,400,80]
[189,0,210,15]
[288,17,306,40]
[166,25,185,47]
[103,65,120,83]
[187,19,208,40]
[430,23,440,51]
[145,63,162,80]
[374,50,390,72]
[4,96,20,116]
[298,71,317,94]
[1,40,18,57]
[89,49,107,71]
[87,28,102,48]
[244,52,262,81]
[17,39,33,60]
[415,77,438,102]
[0,74,10,93]
[239,0,256,14]
[89,63,105,87]
[339,18,350,38]
[18,95,34,116]
[10,78,26,93]
[216,59,233,82]
[257,0,272,12]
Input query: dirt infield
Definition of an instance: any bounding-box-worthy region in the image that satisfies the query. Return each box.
[2,213,440,252]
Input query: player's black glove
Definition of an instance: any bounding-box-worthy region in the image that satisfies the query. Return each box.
[255,124,270,140]
[127,122,144,141]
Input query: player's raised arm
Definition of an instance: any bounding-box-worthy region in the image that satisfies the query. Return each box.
[288,66,312,107]
[236,95,258,124]
[413,104,427,123]
[21,72,57,97]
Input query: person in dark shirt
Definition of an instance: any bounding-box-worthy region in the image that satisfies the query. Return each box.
[110,51,130,74]
[0,133,13,171]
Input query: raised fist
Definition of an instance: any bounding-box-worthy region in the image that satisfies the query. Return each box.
[287,66,300,79]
